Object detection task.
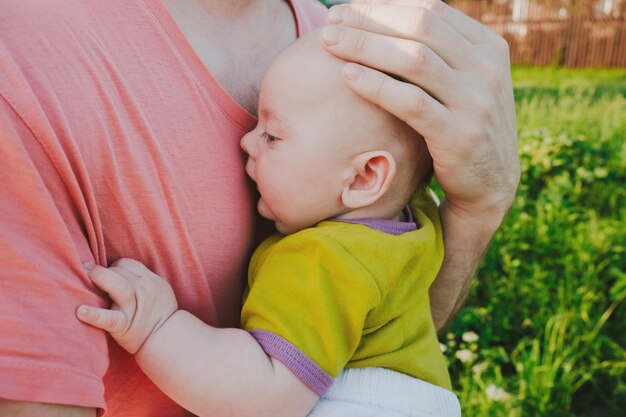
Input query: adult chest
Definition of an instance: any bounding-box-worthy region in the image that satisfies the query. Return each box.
[34,3,262,326]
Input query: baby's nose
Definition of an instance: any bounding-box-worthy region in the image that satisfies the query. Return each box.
[240,131,255,156]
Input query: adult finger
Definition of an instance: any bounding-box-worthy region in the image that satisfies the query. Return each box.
[87,265,136,308]
[321,26,465,106]
[347,0,495,43]
[341,62,453,146]
[76,305,128,334]
[327,4,475,70]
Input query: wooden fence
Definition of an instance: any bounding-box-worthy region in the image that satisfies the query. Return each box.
[450,0,626,67]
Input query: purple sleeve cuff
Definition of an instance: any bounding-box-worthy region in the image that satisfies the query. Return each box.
[249,329,333,396]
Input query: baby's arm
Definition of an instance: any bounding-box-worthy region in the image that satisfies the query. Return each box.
[76,259,318,417]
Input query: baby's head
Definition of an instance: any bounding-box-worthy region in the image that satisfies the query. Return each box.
[241,29,432,235]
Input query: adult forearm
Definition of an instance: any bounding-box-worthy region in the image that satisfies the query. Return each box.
[429,200,504,332]
[135,310,317,417]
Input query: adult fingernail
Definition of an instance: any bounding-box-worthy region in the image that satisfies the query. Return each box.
[328,5,347,24]
[343,63,364,81]
[322,26,345,46]
[82,262,95,271]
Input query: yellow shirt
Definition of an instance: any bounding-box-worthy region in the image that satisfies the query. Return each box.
[241,194,451,394]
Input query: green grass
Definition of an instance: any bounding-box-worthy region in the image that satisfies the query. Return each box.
[444,67,626,416]
[512,66,626,88]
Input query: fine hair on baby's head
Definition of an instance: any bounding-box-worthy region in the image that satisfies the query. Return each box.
[267,28,433,219]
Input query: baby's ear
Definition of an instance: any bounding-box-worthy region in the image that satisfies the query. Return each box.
[341,150,396,209]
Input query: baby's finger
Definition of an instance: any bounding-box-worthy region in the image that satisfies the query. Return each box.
[86,265,136,308]
[76,305,128,334]
[110,258,151,277]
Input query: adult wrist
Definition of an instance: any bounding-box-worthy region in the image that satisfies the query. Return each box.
[439,198,508,246]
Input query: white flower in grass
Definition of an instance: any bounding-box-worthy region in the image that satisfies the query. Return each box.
[454,349,475,363]
[461,331,479,343]
[486,384,510,402]
[439,343,447,353]
[472,362,488,375]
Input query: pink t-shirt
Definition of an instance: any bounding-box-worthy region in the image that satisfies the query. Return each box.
[0,1,326,415]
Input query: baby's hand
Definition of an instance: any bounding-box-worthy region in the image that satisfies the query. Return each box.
[77,258,178,354]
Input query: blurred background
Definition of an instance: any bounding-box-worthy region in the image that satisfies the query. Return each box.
[321,1,625,415]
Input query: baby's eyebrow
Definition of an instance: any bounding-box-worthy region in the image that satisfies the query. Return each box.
[261,107,278,123]
[261,107,290,135]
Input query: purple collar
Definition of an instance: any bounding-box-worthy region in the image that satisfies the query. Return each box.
[330,206,417,236]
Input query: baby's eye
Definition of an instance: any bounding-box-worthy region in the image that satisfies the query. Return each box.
[262,132,279,143]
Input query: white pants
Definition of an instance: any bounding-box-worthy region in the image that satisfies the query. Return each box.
[307,367,461,417]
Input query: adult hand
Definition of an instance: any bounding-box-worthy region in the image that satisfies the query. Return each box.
[320,0,520,225]
[77,259,178,354]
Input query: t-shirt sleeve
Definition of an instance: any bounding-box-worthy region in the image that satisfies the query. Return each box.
[240,231,381,396]
[0,96,108,410]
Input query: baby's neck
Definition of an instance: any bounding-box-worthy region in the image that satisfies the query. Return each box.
[334,205,407,223]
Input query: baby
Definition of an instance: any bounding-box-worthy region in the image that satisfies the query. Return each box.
[77,29,460,417]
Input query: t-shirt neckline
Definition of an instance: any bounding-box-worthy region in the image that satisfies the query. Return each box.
[143,0,303,131]
[330,207,418,236]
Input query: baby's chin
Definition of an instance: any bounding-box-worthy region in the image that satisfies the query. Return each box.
[257,198,309,235]
[258,200,290,235]
[257,198,273,220]
[274,222,307,236]
[275,216,319,235]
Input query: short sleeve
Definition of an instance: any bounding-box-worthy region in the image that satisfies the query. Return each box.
[241,230,381,395]
[0,96,108,409]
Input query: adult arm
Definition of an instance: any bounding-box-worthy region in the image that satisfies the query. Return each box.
[320,0,520,330]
